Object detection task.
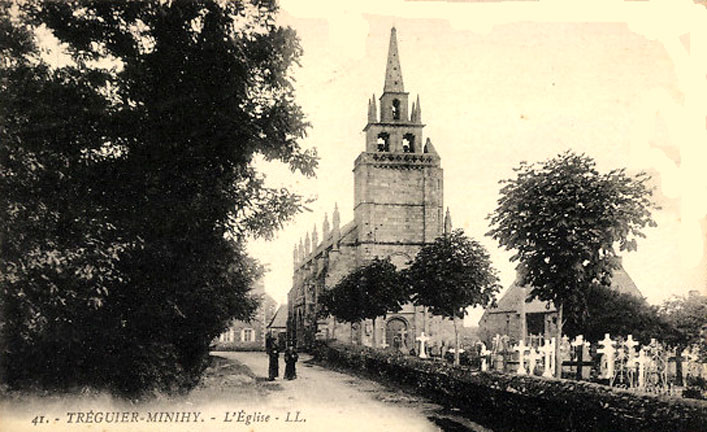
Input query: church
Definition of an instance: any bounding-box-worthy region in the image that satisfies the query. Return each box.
[287,28,456,350]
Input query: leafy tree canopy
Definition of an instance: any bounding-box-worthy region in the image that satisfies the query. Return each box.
[487,151,657,320]
[0,0,315,396]
[562,285,667,344]
[320,257,406,324]
[406,229,501,319]
[659,291,707,350]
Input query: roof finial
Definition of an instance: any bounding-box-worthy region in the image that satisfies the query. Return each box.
[383,27,404,93]
[444,207,452,234]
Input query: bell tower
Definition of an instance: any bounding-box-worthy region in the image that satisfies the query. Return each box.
[354,27,444,257]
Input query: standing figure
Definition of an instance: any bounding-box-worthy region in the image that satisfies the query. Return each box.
[268,344,280,381]
[284,346,299,380]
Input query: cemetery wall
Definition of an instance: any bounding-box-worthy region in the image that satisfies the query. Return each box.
[312,342,707,432]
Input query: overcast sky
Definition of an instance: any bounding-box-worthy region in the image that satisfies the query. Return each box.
[248,0,707,323]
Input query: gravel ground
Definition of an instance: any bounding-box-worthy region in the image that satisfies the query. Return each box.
[0,351,492,432]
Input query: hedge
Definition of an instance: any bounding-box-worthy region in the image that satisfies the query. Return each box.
[311,342,707,432]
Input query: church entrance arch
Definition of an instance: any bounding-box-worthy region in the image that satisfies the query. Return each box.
[386,317,409,353]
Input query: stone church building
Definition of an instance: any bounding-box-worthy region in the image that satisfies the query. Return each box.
[287,28,456,351]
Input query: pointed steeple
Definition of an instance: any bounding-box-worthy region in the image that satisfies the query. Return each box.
[410,100,417,122]
[423,137,437,155]
[293,243,299,266]
[305,232,311,255]
[368,94,377,123]
[415,95,422,123]
[298,238,304,262]
[312,224,319,249]
[444,207,452,234]
[322,213,330,240]
[332,203,341,248]
[384,27,404,93]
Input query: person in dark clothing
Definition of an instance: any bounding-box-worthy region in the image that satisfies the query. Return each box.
[268,345,279,381]
[284,346,298,380]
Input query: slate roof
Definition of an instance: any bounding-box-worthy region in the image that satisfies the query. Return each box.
[268,305,287,329]
[482,265,643,316]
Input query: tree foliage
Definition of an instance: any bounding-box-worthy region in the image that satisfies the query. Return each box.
[0,0,316,396]
[406,229,500,319]
[406,229,500,364]
[562,285,666,343]
[487,152,657,321]
[319,257,407,325]
[659,291,707,350]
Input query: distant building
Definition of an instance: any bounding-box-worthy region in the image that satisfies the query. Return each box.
[267,305,288,350]
[215,280,277,350]
[287,28,456,351]
[478,266,643,344]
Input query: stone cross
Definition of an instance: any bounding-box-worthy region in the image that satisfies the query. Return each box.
[478,342,491,371]
[624,334,639,362]
[597,333,616,380]
[380,340,389,349]
[528,346,541,376]
[541,338,556,378]
[637,348,648,388]
[416,332,430,359]
[514,340,529,375]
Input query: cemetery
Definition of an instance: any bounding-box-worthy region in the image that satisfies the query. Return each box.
[312,338,707,432]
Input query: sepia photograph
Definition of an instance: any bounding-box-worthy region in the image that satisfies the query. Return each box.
[1,1,706,431]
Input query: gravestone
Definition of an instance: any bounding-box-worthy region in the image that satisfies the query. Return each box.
[417,332,430,359]
[597,333,616,380]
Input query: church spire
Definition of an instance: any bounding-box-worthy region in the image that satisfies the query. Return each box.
[415,94,422,123]
[444,207,452,234]
[383,27,404,93]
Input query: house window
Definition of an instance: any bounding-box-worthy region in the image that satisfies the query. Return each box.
[241,328,255,342]
[392,99,400,120]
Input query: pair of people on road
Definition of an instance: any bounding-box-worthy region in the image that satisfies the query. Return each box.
[266,336,298,381]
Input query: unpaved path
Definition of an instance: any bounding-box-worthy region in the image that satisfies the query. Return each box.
[0,351,491,432]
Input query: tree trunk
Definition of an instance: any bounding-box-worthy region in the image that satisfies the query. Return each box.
[519,286,527,343]
[676,345,684,386]
[372,318,377,347]
[453,315,460,366]
[555,303,563,379]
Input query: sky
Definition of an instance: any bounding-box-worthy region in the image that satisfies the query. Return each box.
[247,0,707,324]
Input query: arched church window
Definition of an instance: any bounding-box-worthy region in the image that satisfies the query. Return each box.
[377,133,390,152]
[392,99,401,120]
[402,134,415,153]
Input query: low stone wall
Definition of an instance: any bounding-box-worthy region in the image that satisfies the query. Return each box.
[311,342,707,432]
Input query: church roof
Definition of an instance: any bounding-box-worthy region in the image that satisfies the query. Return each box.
[481,265,643,317]
[268,305,287,329]
[383,27,404,93]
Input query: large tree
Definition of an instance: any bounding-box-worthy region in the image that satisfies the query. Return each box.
[406,229,501,365]
[487,152,656,377]
[0,0,316,395]
[319,257,407,347]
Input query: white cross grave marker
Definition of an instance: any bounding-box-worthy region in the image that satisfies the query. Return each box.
[637,347,648,388]
[417,332,430,359]
[541,338,555,378]
[478,342,491,371]
[528,346,541,376]
[624,335,639,362]
[514,340,529,375]
[597,333,616,380]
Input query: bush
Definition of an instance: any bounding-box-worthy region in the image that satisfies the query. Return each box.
[311,342,707,432]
